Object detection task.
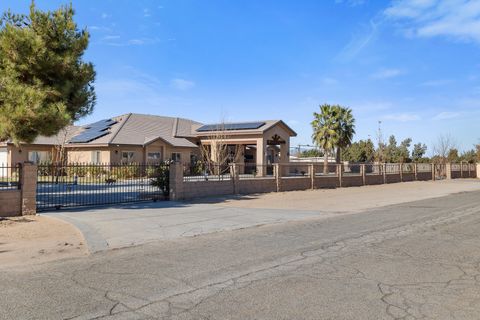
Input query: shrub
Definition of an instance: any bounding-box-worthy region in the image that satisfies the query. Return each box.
[150,165,170,196]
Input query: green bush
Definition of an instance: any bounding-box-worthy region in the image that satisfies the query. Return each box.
[110,163,140,179]
[150,165,170,196]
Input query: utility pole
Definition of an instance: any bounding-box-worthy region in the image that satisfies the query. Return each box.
[376,121,384,162]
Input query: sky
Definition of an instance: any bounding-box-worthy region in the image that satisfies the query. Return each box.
[2,0,480,154]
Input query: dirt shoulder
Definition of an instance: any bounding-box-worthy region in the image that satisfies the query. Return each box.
[218,179,480,213]
[0,215,87,269]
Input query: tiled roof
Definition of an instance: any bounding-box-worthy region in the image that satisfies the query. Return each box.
[193,120,297,136]
[108,113,199,148]
[1,126,82,145]
[3,113,296,147]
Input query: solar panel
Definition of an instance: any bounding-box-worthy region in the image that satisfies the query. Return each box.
[196,122,266,132]
[69,119,117,143]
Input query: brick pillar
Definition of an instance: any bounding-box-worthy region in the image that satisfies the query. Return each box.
[446,163,452,180]
[432,164,436,181]
[309,163,315,190]
[414,163,418,181]
[460,163,463,178]
[274,163,283,192]
[476,163,480,179]
[399,163,403,182]
[169,162,184,201]
[230,163,239,194]
[361,164,366,186]
[20,162,37,215]
[338,164,343,188]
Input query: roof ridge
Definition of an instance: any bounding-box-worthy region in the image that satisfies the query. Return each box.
[202,120,275,125]
[172,117,179,137]
[108,113,132,144]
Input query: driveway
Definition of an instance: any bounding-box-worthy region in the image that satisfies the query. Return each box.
[44,179,480,253]
[44,202,326,252]
[3,189,480,319]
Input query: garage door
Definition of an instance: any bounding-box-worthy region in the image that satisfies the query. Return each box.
[0,148,7,177]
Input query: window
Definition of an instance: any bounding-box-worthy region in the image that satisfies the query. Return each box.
[147,152,161,163]
[121,151,135,164]
[28,151,51,164]
[91,151,102,164]
[171,152,181,162]
[190,154,198,165]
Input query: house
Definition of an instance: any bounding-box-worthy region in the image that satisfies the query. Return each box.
[0,113,297,174]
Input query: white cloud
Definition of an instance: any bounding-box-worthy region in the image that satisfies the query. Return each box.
[102,35,120,40]
[420,79,453,86]
[101,13,111,19]
[99,37,160,46]
[371,68,405,79]
[383,113,420,122]
[170,78,195,91]
[336,18,380,61]
[143,9,151,17]
[355,101,393,111]
[385,0,480,43]
[321,77,338,85]
[433,111,460,120]
[335,0,367,6]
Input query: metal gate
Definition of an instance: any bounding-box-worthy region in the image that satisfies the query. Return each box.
[36,163,169,211]
[434,163,447,180]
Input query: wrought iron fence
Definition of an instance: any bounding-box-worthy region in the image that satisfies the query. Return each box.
[384,163,401,174]
[417,163,432,172]
[402,163,415,173]
[313,163,338,176]
[283,163,311,177]
[364,164,383,175]
[237,163,274,179]
[0,163,20,190]
[183,163,231,182]
[434,163,447,179]
[343,163,363,176]
[451,163,461,171]
[36,162,169,211]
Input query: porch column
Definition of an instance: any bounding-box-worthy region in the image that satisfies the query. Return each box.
[280,139,290,163]
[256,138,266,176]
[235,145,245,174]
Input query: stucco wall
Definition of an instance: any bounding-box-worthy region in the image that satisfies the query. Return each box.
[164,146,199,165]
[8,145,56,165]
[68,148,111,163]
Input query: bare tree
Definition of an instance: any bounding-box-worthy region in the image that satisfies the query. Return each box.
[432,134,458,163]
[54,126,72,165]
[200,122,240,176]
[432,134,458,179]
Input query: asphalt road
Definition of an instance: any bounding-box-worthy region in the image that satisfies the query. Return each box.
[2,191,480,319]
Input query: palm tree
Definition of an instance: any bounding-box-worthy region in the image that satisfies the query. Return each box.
[311,104,356,174]
[335,107,356,163]
[311,104,340,174]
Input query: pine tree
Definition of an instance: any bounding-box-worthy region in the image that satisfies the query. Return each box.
[0,2,95,144]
